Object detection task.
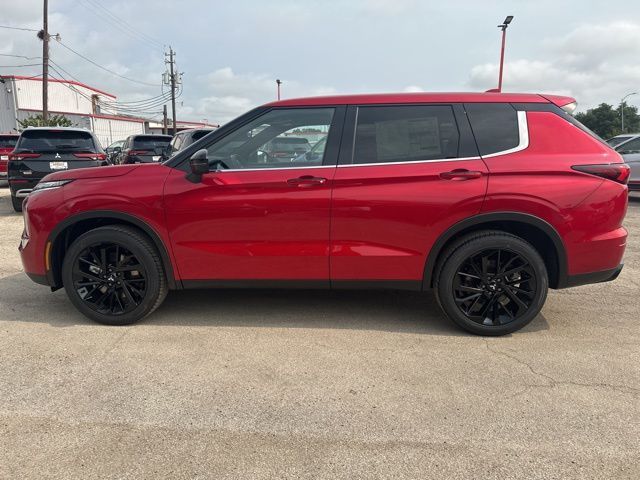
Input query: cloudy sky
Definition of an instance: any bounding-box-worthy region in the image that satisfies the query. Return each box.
[1,0,639,124]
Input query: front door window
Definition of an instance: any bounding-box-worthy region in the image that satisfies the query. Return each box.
[205,108,334,170]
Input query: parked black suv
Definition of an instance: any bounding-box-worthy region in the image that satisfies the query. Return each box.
[167,128,216,157]
[115,134,172,164]
[8,127,106,212]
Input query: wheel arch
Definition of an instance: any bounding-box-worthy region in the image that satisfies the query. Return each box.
[423,212,568,290]
[46,210,179,290]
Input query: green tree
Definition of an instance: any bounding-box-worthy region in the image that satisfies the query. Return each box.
[18,114,73,128]
[574,103,640,139]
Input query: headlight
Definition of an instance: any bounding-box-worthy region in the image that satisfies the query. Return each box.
[31,179,74,193]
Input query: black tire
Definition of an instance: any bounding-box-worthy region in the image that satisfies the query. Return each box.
[11,194,23,212]
[434,230,548,336]
[61,225,168,325]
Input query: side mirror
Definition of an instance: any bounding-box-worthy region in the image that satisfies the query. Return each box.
[187,148,209,182]
[113,146,122,154]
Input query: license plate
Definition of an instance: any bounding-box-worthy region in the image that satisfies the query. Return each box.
[152,155,161,161]
[50,161,68,170]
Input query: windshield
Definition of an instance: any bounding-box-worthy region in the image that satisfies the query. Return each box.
[16,130,96,152]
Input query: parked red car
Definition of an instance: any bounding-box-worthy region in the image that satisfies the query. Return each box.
[19,92,629,335]
[0,133,20,187]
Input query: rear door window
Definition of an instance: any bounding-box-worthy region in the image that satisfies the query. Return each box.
[16,130,96,153]
[465,103,519,156]
[351,105,460,164]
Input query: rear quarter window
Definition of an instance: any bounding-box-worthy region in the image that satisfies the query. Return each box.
[465,103,519,156]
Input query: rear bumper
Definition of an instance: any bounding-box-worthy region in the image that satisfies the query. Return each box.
[628,181,640,192]
[562,264,623,288]
[9,177,40,197]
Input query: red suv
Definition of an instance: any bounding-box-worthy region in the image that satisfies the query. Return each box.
[19,93,629,335]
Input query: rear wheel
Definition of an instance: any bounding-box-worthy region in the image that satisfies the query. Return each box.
[435,231,548,335]
[61,225,167,325]
[11,194,23,212]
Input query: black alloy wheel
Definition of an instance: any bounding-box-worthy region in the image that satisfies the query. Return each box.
[453,248,536,326]
[435,231,548,336]
[62,225,167,325]
[72,242,147,316]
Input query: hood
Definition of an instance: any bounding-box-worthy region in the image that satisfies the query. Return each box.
[43,163,145,181]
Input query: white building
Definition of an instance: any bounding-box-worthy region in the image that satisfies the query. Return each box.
[0,75,147,147]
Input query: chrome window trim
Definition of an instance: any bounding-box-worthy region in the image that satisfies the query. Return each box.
[337,156,481,168]
[481,110,529,158]
[211,110,528,172]
[213,164,336,173]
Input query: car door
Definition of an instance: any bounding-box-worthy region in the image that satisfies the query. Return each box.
[163,106,345,285]
[330,104,487,287]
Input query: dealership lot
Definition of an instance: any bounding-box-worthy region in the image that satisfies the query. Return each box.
[0,188,638,478]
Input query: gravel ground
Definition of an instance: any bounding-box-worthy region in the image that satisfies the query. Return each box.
[0,188,638,479]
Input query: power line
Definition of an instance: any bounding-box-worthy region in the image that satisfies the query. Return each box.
[54,39,160,87]
[0,25,39,32]
[80,0,163,51]
[47,65,163,117]
[0,63,41,68]
[0,53,42,60]
[48,59,180,114]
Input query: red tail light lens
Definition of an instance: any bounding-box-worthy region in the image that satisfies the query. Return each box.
[73,153,107,160]
[572,164,630,185]
[8,153,42,161]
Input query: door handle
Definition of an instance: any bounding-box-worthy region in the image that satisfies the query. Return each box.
[439,169,483,180]
[287,175,327,186]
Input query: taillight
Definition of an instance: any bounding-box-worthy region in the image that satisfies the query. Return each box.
[73,153,107,160]
[8,153,41,161]
[572,164,631,185]
[128,150,149,156]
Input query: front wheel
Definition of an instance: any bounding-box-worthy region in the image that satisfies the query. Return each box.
[62,225,168,325]
[435,231,548,336]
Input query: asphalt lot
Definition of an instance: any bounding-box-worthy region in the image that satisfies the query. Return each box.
[0,188,638,479]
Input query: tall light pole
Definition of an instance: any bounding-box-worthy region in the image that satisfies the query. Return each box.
[497,15,514,93]
[276,79,282,100]
[621,92,637,133]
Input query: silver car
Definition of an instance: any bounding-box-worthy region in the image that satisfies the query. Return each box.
[610,134,640,191]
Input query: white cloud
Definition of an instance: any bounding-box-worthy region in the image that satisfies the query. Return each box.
[468,22,640,111]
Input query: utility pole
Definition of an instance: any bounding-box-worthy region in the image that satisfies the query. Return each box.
[496,16,514,93]
[162,104,168,135]
[163,47,180,135]
[276,79,282,100]
[42,0,49,123]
